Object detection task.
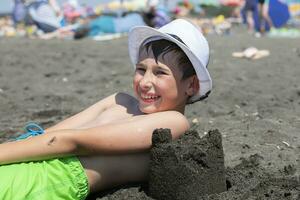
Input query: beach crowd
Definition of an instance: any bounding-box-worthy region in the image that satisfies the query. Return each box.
[0,0,299,39]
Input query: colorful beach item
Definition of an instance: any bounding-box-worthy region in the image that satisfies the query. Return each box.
[269,0,290,28]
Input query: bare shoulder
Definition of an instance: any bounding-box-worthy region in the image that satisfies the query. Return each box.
[138,111,190,139]
[148,111,190,128]
[148,111,188,122]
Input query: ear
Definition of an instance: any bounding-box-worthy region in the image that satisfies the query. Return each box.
[186,75,199,96]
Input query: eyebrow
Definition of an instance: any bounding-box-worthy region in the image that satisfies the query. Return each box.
[156,66,170,73]
[136,63,170,72]
[136,63,146,67]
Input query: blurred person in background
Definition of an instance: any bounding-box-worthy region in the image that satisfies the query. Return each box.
[39,12,146,40]
[12,0,27,25]
[242,0,257,34]
[258,0,273,34]
[24,0,62,33]
[143,0,171,28]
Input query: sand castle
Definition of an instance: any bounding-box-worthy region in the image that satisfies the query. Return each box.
[149,129,227,200]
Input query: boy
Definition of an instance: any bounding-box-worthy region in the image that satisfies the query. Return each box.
[0,19,211,199]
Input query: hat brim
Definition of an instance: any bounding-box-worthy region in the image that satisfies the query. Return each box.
[128,26,212,103]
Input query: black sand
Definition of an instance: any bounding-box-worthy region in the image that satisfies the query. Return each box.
[149,129,226,200]
[0,27,299,199]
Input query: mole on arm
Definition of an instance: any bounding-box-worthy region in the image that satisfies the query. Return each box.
[47,136,57,146]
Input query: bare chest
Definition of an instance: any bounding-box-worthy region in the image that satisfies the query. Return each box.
[90,104,142,126]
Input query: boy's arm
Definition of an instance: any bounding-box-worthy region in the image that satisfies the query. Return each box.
[0,111,189,165]
[46,93,118,132]
[0,130,77,165]
[74,111,190,154]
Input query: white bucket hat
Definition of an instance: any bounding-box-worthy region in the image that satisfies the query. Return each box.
[128,19,212,103]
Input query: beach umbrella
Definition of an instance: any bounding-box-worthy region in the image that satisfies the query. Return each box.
[241,0,291,30]
[269,0,291,28]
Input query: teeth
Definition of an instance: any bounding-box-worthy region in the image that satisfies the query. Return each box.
[141,94,159,99]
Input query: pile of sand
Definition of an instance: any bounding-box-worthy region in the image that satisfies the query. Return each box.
[94,129,299,200]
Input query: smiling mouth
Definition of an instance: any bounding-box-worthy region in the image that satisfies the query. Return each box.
[140,94,160,103]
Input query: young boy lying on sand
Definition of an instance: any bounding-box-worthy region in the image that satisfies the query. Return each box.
[0,19,212,199]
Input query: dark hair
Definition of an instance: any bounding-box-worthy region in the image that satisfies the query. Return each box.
[74,26,90,39]
[138,39,196,80]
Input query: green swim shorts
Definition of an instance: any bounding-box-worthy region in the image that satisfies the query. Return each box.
[0,156,89,200]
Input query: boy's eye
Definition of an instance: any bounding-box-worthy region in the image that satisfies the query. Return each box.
[156,71,167,75]
[135,67,146,73]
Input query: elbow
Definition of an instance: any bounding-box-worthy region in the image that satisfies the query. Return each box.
[68,129,103,155]
[64,133,79,155]
[171,112,190,139]
[46,131,79,155]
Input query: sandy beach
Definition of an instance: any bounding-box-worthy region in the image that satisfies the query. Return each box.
[0,27,299,199]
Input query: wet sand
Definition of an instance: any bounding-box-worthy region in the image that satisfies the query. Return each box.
[0,27,299,199]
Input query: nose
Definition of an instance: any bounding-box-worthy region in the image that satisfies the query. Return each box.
[139,71,154,89]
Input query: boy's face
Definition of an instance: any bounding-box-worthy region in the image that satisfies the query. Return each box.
[133,48,195,114]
